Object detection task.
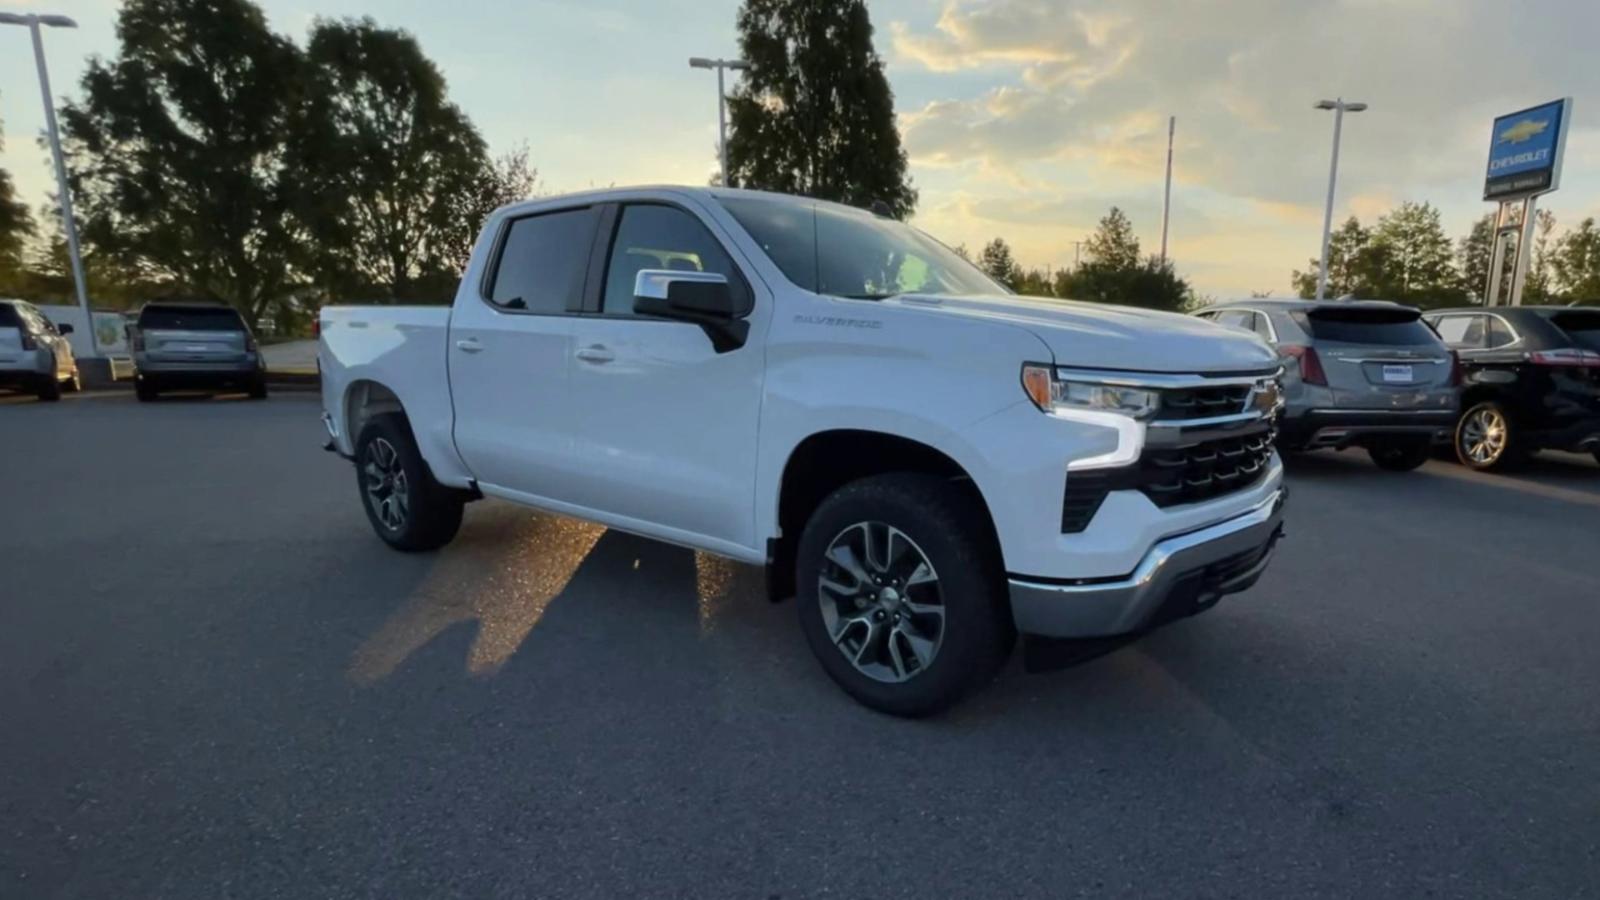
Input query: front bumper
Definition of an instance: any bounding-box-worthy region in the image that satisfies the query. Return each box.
[1280,408,1457,449]
[1008,488,1285,638]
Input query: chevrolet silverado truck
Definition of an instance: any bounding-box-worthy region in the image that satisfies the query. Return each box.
[318,187,1287,716]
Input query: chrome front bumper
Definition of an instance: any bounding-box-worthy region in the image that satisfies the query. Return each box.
[1008,489,1286,638]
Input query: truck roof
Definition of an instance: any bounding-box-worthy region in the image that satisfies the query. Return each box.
[492,185,871,221]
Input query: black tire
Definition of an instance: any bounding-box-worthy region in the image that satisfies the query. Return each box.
[36,373,61,402]
[135,378,158,402]
[1455,401,1520,471]
[1367,437,1431,472]
[354,413,464,552]
[63,371,81,393]
[795,473,1013,717]
[247,376,269,400]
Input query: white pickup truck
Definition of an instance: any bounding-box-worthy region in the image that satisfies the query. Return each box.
[319,186,1287,715]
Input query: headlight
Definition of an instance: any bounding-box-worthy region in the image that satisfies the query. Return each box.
[1020,364,1160,420]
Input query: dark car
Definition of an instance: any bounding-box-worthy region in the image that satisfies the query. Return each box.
[1422,306,1600,470]
[130,302,267,401]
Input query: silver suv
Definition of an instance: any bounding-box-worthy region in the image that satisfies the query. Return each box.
[0,299,81,402]
[1196,300,1458,471]
[131,302,267,401]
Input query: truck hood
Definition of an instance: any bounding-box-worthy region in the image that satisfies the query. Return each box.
[887,293,1278,373]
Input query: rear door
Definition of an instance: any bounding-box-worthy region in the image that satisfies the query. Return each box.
[447,204,599,497]
[138,306,251,364]
[1298,306,1454,408]
[0,304,30,368]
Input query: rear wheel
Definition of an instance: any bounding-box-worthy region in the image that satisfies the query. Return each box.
[36,373,61,402]
[1456,401,1518,471]
[355,413,464,552]
[135,378,158,402]
[796,473,1013,717]
[1367,437,1431,472]
[63,370,81,393]
[247,376,268,400]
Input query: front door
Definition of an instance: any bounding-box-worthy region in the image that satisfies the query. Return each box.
[449,204,600,497]
[564,201,766,551]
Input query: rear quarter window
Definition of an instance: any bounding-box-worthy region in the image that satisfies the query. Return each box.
[139,306,247,332]
[1550,311,1600,352]
[1295,307,1438,346]
[0,305,22,329]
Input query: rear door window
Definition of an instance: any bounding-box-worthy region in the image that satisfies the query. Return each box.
[487,206,599,313]
[140,306,246,332]
[1550,311,1600,352]
[1304,307,1438,345]
[1249,312,1276,342]
[1486,316,1518,349]
[1215,310,1254,331]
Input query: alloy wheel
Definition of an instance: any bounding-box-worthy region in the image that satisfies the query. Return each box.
[817,521,945,684]
[363,438,410,531]
[1461,407,1507,465]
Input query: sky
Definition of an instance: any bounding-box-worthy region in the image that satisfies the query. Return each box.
[3,0,1600,299]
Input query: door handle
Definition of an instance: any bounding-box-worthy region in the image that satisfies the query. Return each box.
[455,338,484,354]
[575,345,615,364]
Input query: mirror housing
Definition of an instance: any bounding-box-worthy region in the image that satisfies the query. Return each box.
[57,323,74,335]
[633,269,749,353]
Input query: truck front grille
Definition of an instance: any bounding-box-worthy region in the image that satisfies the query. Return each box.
[1156,384,1254,421]
[1060,423,1277,533]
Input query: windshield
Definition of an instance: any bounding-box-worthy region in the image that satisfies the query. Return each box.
[1550,310,1600,352]
[719,196,1005,299]
[138,306,246,332]
[1293,306,1439,346]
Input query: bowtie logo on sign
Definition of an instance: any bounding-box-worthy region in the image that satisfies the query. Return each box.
[1497,118,1549,145]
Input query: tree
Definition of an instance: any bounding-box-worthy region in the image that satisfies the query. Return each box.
[61,0,307,327]
[1084,207,1140,270]
[725,0,917,217]
[1370,202,1462,308]
[440,143,540,276]
[294,18,495,302]
[1056,207,1195,311]
[1293,217,1376,299]
[1014,267,1054,296]
[1552,218,1600,302]
[977,238,1019,288]
[0,100,35,280]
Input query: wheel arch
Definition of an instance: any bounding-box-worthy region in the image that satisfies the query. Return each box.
[343,379,410,447]
[767,428,1003,600]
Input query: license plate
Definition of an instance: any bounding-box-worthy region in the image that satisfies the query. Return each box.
[1382,364,1413,383]
[180,344,211,352]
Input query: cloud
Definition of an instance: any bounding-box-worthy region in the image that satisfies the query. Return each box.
[892,0,1600,212]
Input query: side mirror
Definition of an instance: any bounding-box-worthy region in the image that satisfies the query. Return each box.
[633,269,749,353]
[57,323,74,335]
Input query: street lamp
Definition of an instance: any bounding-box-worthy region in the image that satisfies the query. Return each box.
[1312,98,1367,301]
[0,11,97,357]
[689,57,749,187]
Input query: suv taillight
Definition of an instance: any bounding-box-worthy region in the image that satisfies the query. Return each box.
[1530,348,1600,368]
[1281,344,1328,386]
[19,330,36,351]
[244,333,258,353]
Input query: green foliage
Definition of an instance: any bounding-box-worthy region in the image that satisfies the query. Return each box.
[1055,207,1196,312]
[1552,218,1600,302]
[61,0,307,325]
[1013,267,1054,296]
[292,18,493,302]
[977,237,1019,289]
[1293,204,1465,308]
[726,0,917,217]
[0,101,36,282]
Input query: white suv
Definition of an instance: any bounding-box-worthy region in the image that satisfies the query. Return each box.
[0,299,81,401]
[318,187,1287,715]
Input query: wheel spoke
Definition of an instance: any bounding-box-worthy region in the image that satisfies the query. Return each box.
[852,620,884,666]
[905,560,937,587]
[894,625,937,672]
[824,542,870,586]
[819,574,858,598]
[900,597,944,621]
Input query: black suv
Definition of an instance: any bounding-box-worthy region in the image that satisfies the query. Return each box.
[1423,306,1600,470]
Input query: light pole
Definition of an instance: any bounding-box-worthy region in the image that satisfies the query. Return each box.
[1313,98,1367,301]
[1159,115,1175,266]
[688,57,749,187]
[1,12,96,356]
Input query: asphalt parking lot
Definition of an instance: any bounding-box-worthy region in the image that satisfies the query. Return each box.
[3,391,1598,899]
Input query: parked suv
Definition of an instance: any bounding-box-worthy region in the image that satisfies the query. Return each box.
[318,186,1288,716]
[1196,299,1458,471]
[130,302,267,400]
[1422,306,1600,470]
[0,299,81,401]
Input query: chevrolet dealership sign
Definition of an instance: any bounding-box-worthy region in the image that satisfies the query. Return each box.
[1484,98,1571,200]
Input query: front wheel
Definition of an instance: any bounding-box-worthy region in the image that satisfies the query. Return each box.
[355,414,464,552]
[1367,437,1431,472]
[1456,401,1518,471]
[36,374,61,402]
[796,474,1013,717]
[64,370,81,393]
